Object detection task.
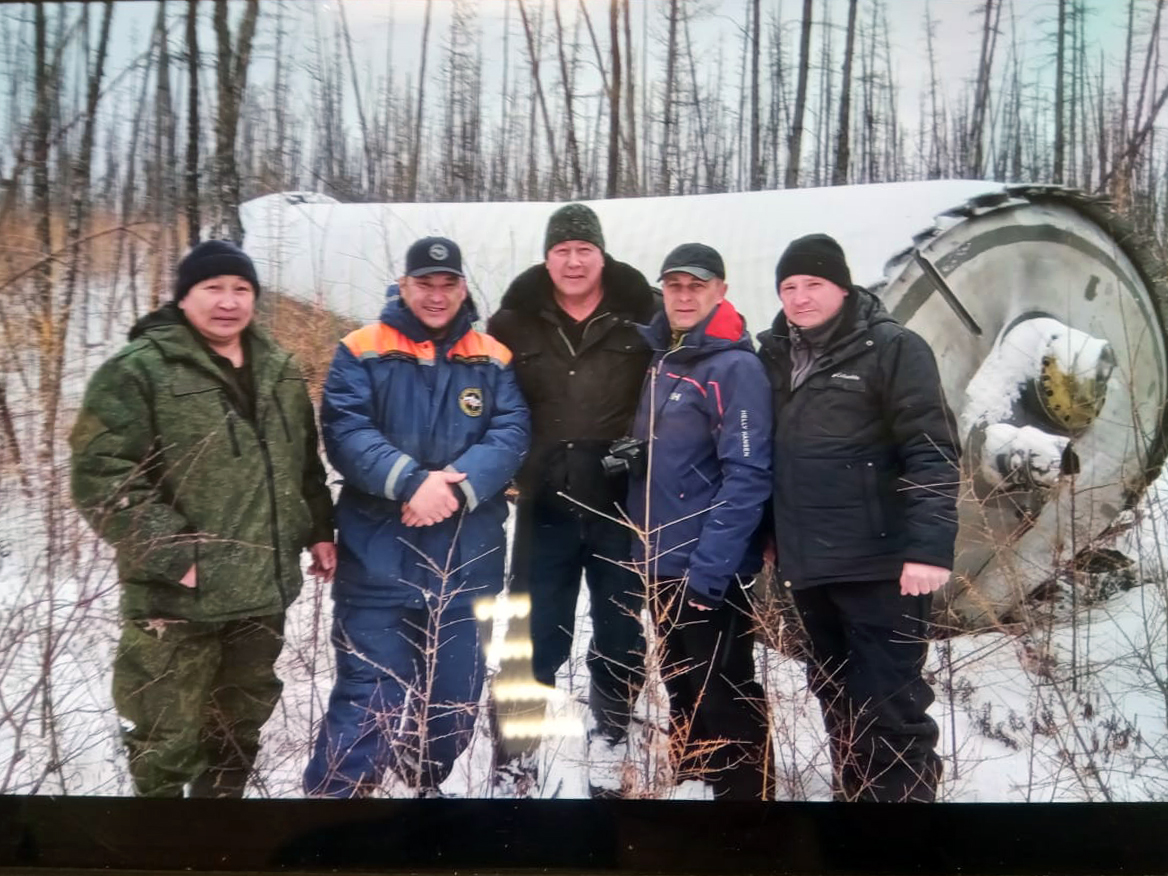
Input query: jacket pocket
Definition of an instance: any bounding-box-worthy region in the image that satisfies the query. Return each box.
[216,392,242,457]
[274,376,310,443]
[802,376,877,438]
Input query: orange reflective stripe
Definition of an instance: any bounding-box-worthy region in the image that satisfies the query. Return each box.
[342,323,436,362]
[449,331,513,368]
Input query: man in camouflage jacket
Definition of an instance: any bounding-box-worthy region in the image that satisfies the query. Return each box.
[70,241,335,798]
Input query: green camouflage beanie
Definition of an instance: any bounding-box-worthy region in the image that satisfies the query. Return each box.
[543,203,605,254]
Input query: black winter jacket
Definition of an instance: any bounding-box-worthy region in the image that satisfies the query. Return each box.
[487,256,658,513]
[757,288,960,589]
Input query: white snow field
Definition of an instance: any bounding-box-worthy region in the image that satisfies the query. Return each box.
[1,182,1165,799]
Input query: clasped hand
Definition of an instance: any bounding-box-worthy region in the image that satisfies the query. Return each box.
[401,470,467,527]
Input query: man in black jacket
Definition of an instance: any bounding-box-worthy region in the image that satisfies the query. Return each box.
[757,234,960,803]
[487,204,658,795]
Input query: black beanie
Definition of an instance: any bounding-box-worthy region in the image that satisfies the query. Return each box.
[174,240,261,302]
[544,203,605,254]
[776,233,852,290]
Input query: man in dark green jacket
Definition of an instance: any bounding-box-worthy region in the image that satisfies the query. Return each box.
[70,240,335,798]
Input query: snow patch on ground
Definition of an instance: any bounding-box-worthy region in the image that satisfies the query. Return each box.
[5,518,1164,800]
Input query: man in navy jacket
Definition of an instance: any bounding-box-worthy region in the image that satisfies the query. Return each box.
[304,237,530,798]
[628,243,774,800]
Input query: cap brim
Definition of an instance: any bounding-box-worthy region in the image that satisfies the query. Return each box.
[407,267,464,278]
[658,265,717,282]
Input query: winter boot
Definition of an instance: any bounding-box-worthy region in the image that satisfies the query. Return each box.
[587,728,632,799]
[492,749,540,798]
[189,766,249,799]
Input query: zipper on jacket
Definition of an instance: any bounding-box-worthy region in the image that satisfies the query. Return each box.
[557,326,578,358]
[272,389,293,442]
[193,540,201,601]
[217,392,242,457]
[255,424,289,608]
[577,310,612,349]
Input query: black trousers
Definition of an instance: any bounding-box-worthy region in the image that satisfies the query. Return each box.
[492,495,646,765]
[792,580,941,802]
[651,578,774,801]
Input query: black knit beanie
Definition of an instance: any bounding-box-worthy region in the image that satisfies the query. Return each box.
[776,233,852,290]
[174,240,261,302]
[544,203,605,254]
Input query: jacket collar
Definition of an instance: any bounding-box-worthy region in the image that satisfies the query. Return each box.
[380,286,477,347]
[498,254,658,322]
[640,298,752,357]
[129,302,287,386]
[761,286,890,351]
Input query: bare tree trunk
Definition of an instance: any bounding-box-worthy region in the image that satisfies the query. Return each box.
[734,11,749,189]
[32,5,52,321]
[553,0,584,195]
[1077,2,1091,186]
[491,0,510,199]
[407,0,432,201]
[1120,0,1135,157]
[784,0,812,188]
[682,6,713,189]
[517,0,562,198]
[833,0,858,185]
[31,1,63,790]
[1053,0,1067,183]
[814,0,833,187]
[184,0,200,244]
[660,0,680,195]
[749,0,761,189]
[55,0,113,421]
[1131,0,1164,156]
[1106,0,1165,205]
[923,2,945,177]
[768,10,786,187]
[607,0,621,197]
[212,0,258,241]
[338,0,376,195]
[1009,6,1023,181]
[862,3,876,182]
[151,0,175,308]
[622,0,639,193]
[968,0,1000,178]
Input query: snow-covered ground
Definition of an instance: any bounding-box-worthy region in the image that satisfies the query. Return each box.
[3,323,1167,802]
[3,498,1166,800]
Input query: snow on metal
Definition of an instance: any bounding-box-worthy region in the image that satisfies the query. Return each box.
[241,182,1168,627]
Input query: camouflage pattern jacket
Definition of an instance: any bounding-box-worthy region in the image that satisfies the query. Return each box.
[70,304,334,622]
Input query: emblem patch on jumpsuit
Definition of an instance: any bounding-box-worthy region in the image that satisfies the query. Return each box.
[459,387,484,417]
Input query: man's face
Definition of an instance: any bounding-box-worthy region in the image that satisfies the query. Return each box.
[400,272,467,331]
[545,241,604,301]
[178,275,255,346]
[778,274,848,329]
[662,272,727,332]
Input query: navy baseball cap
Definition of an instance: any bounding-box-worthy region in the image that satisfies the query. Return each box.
[405,236,464,277]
